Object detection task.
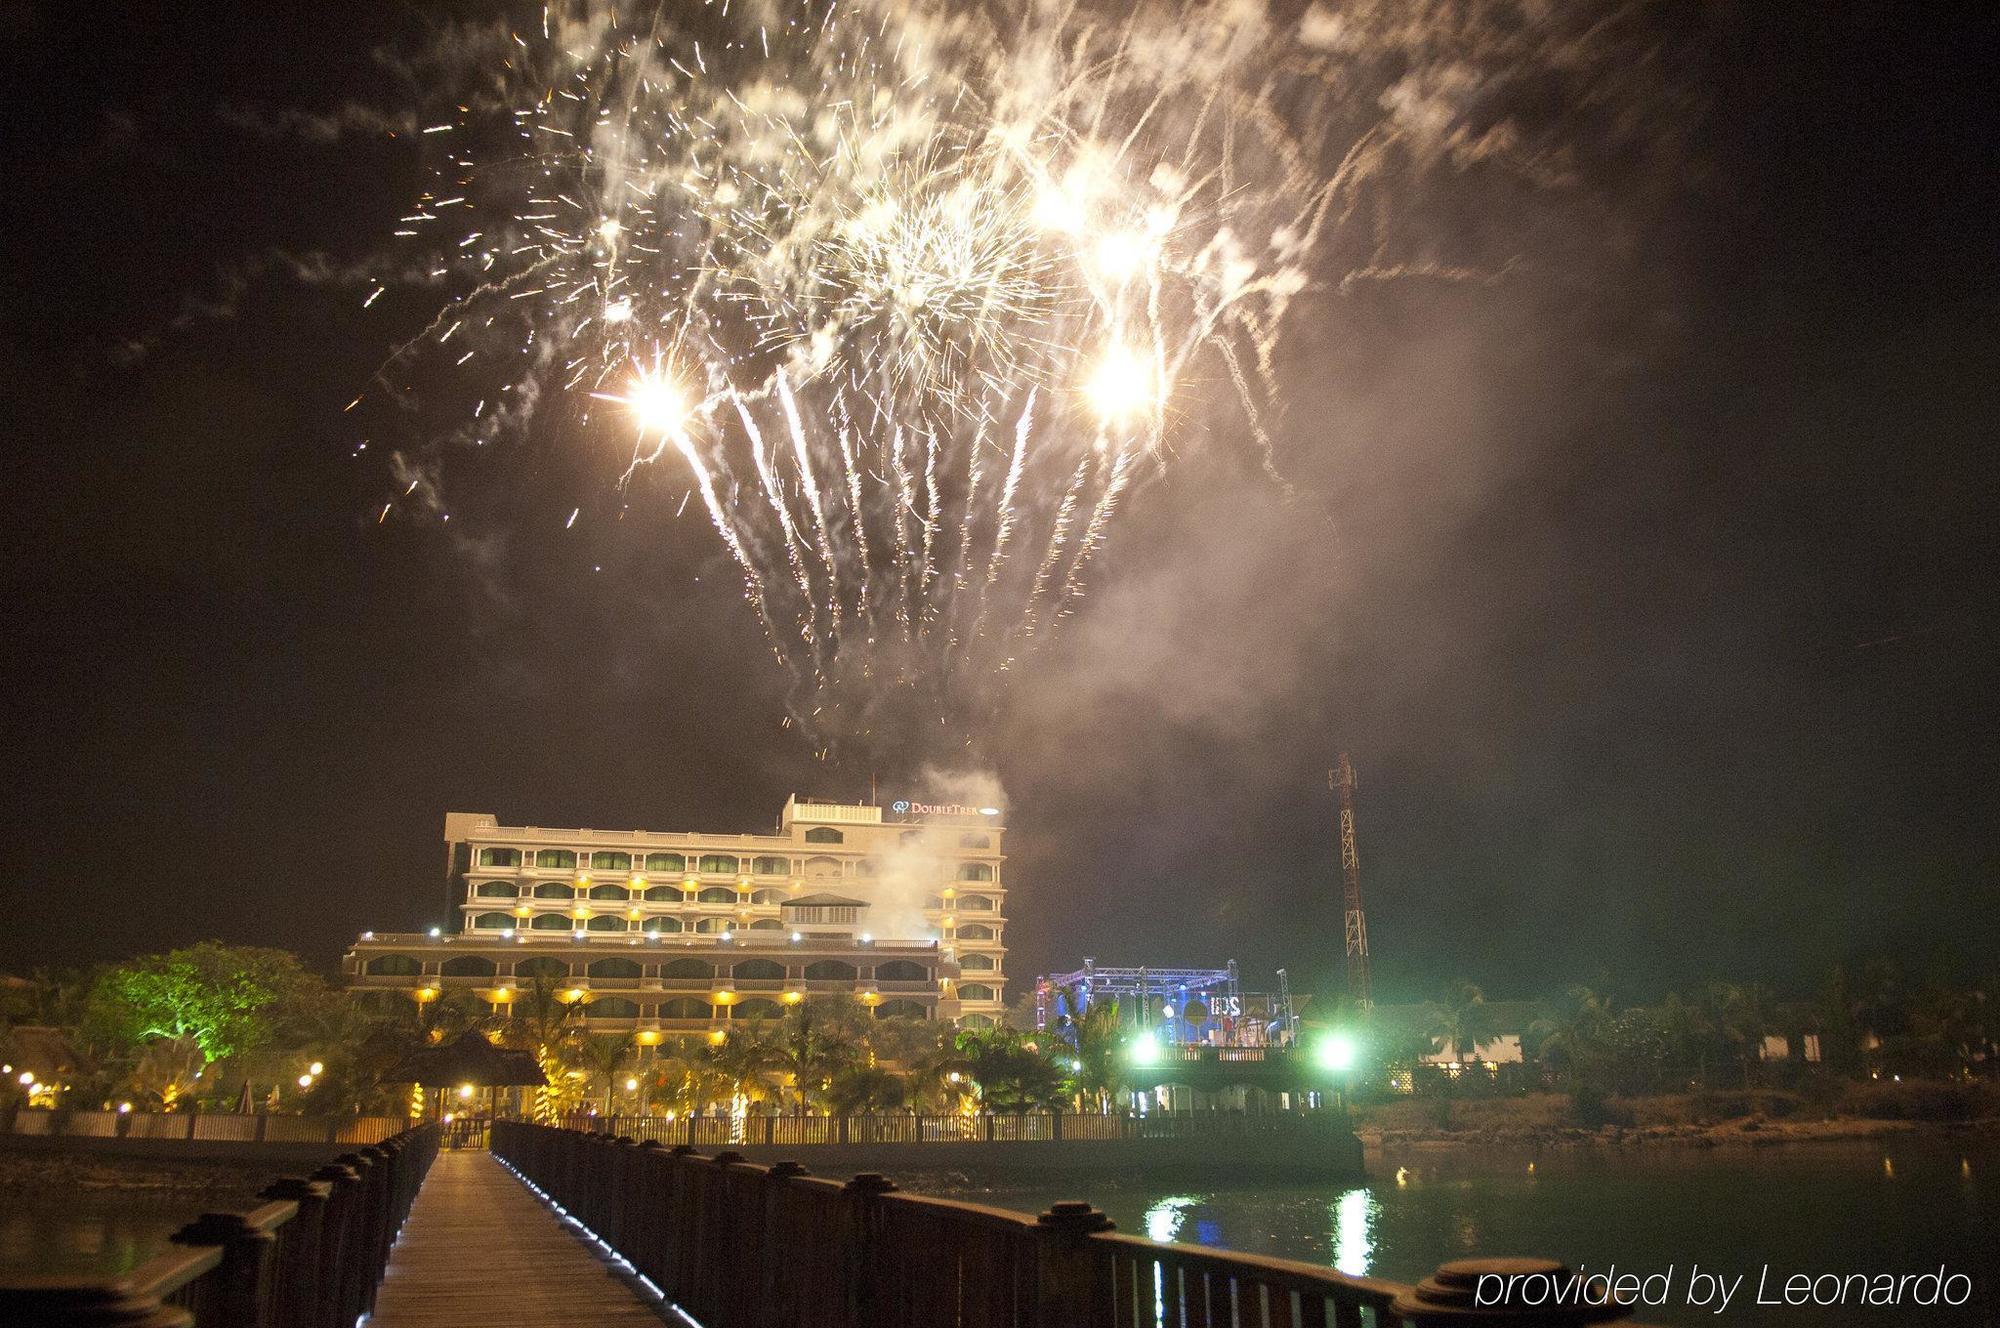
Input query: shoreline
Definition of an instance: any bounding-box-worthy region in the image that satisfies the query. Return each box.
[1358,1115,2000,1151]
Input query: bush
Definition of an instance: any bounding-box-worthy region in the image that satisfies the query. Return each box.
[1566,1088,1633,1129]
[1839,1080,1997,1122]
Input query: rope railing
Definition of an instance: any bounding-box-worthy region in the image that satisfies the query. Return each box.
[493,1119,1650,1328]
[0,1121,441,1328]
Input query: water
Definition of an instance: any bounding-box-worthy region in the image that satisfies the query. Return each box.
[933,1137,1997,1326]
[0,1157,275,1281]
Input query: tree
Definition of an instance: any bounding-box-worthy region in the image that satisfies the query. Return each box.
[955,1027,1065,1112]
[1423,981,1498,1064]
[83,944,320,1068]
[1530,986,1615,1093]
[763,996,871,1110]
[1046,984,1125,1112]
[827,1064,907,1114]
[571,1033,641,1114]
[493,977,584,1119]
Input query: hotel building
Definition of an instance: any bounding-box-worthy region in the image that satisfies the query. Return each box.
[343,798,1009,1041]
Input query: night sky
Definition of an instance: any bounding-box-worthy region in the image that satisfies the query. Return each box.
[2,2,1993,1004]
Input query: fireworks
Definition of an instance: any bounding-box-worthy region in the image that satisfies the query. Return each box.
[361,0,1416,756]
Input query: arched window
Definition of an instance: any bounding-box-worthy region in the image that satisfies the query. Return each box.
[697,886,736,904]
[698,854,739,874]
[659,997,712,1020]
[533,882,574,899]
[959,1013,995,1029]
[957,895,995,911]
[876,999,928,1020]
[473,881,518,898]
[588,958,642,979]
[745,919,784,931]
[589,997,640,1019]
[642,916,683,935]
[661,958,713,980]
[957,984,995,1002]
[585,915,626,932]
[472,912,513,930]
[958,834,990,850]
[803,827,844,844]
[535,849,577,869]
[645,852,684,873]
[644,885,682,903]
[732,959,786,982]
[530,913,571,931]
[803,960,857,982]
[803,856,841,877]
[478,847,521,867]
[957,924,994,941]
[441,956,497,978]
[588,883,629,901]
[516,957,569,980]
[875,960,928,982]
[959,953,997,972]
[693,917,732,934]
[365,954,422,976]
[591,851,631,871]
[732,998,783,1020]
[957,863,994,882]
[751,855,789,875]
[749,888,786,904]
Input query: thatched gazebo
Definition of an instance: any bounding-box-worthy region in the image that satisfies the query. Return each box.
[385,1032,546,1121]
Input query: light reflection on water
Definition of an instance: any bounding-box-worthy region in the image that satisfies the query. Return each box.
[1331,1185,1375,1277]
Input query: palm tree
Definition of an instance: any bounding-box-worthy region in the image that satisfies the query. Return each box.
[764,996,871,1111]
[495,977,584,1120]
[1530,986,1615,1093]
[827,1064,906,1115]
[571,1032,641,1115]
[1423,981,1498,1064]
[1048,984,1124,1113]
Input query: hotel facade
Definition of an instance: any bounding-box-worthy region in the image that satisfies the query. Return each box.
[343,798,1009,1041]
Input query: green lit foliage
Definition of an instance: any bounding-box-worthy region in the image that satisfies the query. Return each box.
[954,1026,1066,1112]
[84,943,323,1066]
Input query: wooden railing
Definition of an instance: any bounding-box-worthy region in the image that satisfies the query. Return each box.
[562,1108,1357,1147]
[5,1106,413,1146]
[0,1122,440,1328]
[493,1120,1647,1327]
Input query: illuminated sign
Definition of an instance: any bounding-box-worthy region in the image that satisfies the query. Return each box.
[890,800,1001,817]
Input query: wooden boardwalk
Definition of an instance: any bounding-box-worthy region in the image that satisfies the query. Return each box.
[367,1148,675,1327]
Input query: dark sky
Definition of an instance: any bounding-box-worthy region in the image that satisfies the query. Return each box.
[1,2,1993,1004]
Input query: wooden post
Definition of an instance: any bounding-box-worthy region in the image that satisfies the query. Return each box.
[1033,1201,1115,1328]
[257,1179,330,1328]
[171,1212,278,1328]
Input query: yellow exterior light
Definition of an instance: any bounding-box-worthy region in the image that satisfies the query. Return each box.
[713,991,735,1005]
[577,873,590,884]
[862,991,880,1006]
[707,1029,728,1045]
[624,1077,639,1092]
[631,874,646,886]
[563,987,585,1003]
[636,1030,662,1046]
[309,1061,324,1076]
[458,1084,475,1099]
[414,986,439,1003]
[782,991,802,1005]
[573,907,590,920]
[298,1074,313,1088]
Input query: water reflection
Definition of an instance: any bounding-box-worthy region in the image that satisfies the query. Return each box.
[1141,1194,1199,1243]
[1331,1186,1375,1276]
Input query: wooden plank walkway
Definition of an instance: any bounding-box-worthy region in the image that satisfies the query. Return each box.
[367,1148,675,1326]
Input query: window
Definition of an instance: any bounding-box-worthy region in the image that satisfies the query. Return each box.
[642,917,683,935]
[365,954,422,976]
[958,834,990,850]
[530,913,572,931]
[591,851,631,871]
[441,956,497,978]
[533,882,574,899]
[875,960,928,982]
[957,895,995,911]
[959,953,996,972]
[959,1013,995,1029]
[803,827,844,844]
[473,881,518,898]
[478,847,521,867]
[516,957,569,980]
[876,999,927,1020]
[588,883,629,901]
[662,958,713,980]
[699,854,739,874]
[659,997,712,1020]
[749,888,786,904]
[732,959,786,982]
[472,912,513,930]
[751,855,789,875]
[958,983,996,1002]
[693,917,732,934]
[732,998,783,1020]
[697,886,736,904]
[535,849,577,869]
[957,863,994,882]
[645,852,685,873]
[585,915,626,932]
[589,997,640,1019]
[746,919,783,931]
[588,958,643,979]
[957,924,994,941]
[803,960,857,982]
[803,856,841,877]
[644,885,682,902]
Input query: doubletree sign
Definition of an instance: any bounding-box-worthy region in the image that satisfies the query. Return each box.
[890,800,1002,818]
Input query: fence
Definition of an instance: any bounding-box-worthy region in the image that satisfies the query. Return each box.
[561,1108,1356,1148]
[0,1121,440,1328]
[5,1107,412,1146]
[494,1120,1649,1328]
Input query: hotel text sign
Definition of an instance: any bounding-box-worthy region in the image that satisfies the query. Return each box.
[891,800,992,817]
